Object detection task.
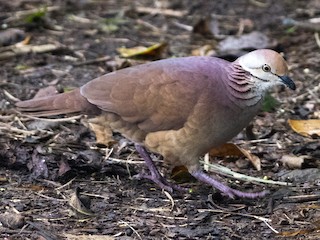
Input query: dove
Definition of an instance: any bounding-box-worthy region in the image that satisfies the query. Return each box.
[16,49,296,198]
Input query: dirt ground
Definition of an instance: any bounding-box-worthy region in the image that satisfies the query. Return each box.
[0,0,319,239]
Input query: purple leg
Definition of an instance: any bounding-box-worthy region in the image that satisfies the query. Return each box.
[135,144,188,192]
[191,170,269,199]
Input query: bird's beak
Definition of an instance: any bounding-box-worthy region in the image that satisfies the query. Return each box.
[279,75,296,90]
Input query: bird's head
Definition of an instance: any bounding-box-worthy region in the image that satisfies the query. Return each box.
[236,49,296,91]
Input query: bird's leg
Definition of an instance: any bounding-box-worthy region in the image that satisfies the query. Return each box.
[190,170,269,199]
[134,144,187,192]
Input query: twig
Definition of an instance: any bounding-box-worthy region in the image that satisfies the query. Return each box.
[0,44,63,60]
[198,208,271,222]
[35,192,67,202]
[315,32,320,49]
[80,192,110,200]
[283,194,320,203]
[283,18,320,32]
[118,220,142,240]
[73,55,111,66]
[118,221,142,239]
[136,19,163,33]
[19,114,82,123]
[3,6,61,24]
[172,21,193,31]
[249,0,270,7]
[55,177,76,191]
[108,157,145,165]
[163,190,175,211]
[202,161,292,186]
[0,122,52,136]
[3,89,20,102]
[134,6,187,17]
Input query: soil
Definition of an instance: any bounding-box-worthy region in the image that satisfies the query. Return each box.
[0,0,319,239]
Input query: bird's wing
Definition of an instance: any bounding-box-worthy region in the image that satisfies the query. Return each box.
[80,57,213,132]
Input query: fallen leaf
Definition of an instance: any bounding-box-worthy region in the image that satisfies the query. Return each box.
[58,159,71,177]
[0,28,25,46]
[33,86,59,99]
[117,42,167,59]
[192,17,220,37]
[69,187,94,217]
[0,212,25,229]
[288,119,320,138]
[209,143,261,170]
[276,168,320,183]
[218,31,275,55]
[191,45,215,56]
[278,225,320,237]
[27,149,49,179]
[280,154,306,169]
[64,234,115,240]
[171,165,194,183]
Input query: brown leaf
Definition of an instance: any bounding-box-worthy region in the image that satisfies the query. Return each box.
[171,166,194,183]
[278,226,320,237]
[191,45,215,56]
[280,154,306,169]
[288,119,320,138]
[209,143,261,170]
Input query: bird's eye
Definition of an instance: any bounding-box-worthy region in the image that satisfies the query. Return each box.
[262,64,271,72]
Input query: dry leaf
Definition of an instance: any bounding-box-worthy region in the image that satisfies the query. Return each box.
[117,42,167,59]
[288,119,320,137]
[0,212,25,229]
[218,31,274,54]
[191,45,215,56]
[64,234,115,240]
[192,17,220,37]
[33,86,58,99]
[280,154,306,169]
[171,165,194,183]
[0,28,25,46]
[278,226,320,237]
[87,116,116,146]
[209,143,261,170]
[69,187,94,217]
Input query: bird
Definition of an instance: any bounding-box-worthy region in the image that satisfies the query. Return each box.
[16,49,296,199]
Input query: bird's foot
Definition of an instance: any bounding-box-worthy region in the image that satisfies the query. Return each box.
[191,170,269,199]
[134,144,188,192]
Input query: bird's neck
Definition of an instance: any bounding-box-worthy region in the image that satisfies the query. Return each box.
[225,63,264,109]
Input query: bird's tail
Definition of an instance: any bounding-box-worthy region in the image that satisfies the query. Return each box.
[15,88,100,116]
